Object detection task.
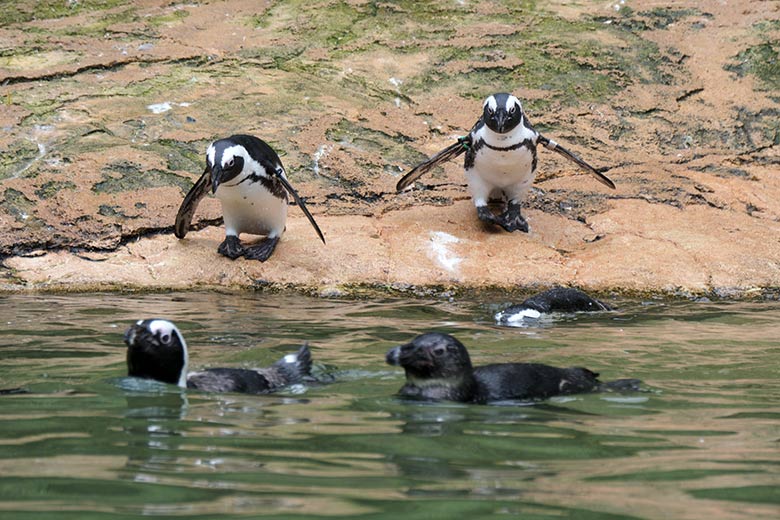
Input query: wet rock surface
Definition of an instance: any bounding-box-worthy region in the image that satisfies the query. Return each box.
[1,0,778,296]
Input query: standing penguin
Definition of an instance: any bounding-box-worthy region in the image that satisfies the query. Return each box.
[396,93,616,232]
[175,134,325,262]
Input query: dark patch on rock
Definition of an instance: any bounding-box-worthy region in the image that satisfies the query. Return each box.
[93,161,192,194]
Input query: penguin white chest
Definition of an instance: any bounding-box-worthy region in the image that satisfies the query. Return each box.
[215,182,287,238]
[471,146,536,186]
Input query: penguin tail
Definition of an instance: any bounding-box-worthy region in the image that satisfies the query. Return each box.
[274,344,313,383]
[598,378,643,393]
[396,138,468,191]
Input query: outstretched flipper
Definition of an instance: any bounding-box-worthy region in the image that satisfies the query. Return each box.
[272,344,313,384]
[174,166,212,239]
[275,168,326,245]
[538,134,616,190]
[396,137,470,191]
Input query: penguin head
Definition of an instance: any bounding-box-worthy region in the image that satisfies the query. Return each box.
[206,137,250,194]
[482,93,523,134]
[124,319,189,388]
[386,332,473,380]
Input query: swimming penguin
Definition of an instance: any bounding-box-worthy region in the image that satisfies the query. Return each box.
[495,287,611,325]
[396,93,615,232]
[175,134,325,262]
[124,319,313,394]
[385,332,640,403]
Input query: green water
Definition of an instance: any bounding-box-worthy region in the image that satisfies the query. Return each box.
[0,292,778,519]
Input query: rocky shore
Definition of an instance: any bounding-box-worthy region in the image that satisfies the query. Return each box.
[1,0,778,297]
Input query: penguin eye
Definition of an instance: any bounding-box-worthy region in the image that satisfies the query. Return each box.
[487,107,495,115]
[509,105,517,114]
[225,158,235,169]
[432,347,446,357]
[159,333,171,344]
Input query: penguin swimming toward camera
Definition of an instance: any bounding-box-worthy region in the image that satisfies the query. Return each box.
[495,287,611,326]
[396,93,615,232]
[175,134,325,262]
[124,319,313,394]
[386,332,640,403]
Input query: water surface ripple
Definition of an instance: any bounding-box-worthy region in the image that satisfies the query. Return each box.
[0,293,778,519]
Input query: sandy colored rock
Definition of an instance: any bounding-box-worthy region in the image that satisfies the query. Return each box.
[1,0,778,296]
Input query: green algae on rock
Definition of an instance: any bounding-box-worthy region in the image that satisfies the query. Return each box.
[0,0,778,294]
[92,161,193,195]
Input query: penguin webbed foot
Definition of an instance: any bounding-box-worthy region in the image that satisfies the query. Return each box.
[476,204,528,233]
[244,236,280,262]
[476,206,503,228]
[218,235,246,259]
[497,202,529,233]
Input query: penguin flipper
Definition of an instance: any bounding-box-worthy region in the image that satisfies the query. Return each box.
[174,166,212,239]
[273,344,313,381]
[538,134,616,190]
[276,170,326,245]
[396,138,469,191]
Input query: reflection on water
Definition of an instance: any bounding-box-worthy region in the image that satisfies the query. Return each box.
[0,292,778,519]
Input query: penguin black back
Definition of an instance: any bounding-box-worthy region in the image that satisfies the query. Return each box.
[386,333,638,404]
[124,319,313,394]
[496,287,611,325]
[520,287,610,313]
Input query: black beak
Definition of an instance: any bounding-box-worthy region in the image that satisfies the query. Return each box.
[495,110,508,133]
[386,346,402,366]
[210,166,222,194]
[124,324,140,347]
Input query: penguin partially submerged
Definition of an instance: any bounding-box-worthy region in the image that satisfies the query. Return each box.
[386,333,640,404]
[495,287,611,326]
[124,319,313,394]
[175,134,325,262]
[396,93,615,232]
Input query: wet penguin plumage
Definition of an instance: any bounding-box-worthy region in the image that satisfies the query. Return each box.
[495,287,611,325]
[385,332,640,403]
[124,319,313,394]
[175,134,325,262]
[397,93,616,232]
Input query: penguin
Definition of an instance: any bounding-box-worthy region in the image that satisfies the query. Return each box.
[495,287,611,325]
[385,332,640,403]
[396,93,616,232]
[124,319,313,394]
[175,134,325,262]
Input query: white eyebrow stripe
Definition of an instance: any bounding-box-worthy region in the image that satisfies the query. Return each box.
[506,95,521,111]
[207,144,216,167]
[147,319,175,336]
[220,145,244,167]
[145,319,189,388]
[484,95,498,111]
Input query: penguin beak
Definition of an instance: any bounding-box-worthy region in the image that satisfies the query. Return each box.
[386,346,402,366]
[386,342,431,368]
[124,326,137,346]
[124,322,147,347]
[494,110,508,133]
[210,166,222,194]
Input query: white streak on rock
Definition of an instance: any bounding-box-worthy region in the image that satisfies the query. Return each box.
[147,102,172,114]
[428,231,462,274]
[312,144,333,176]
